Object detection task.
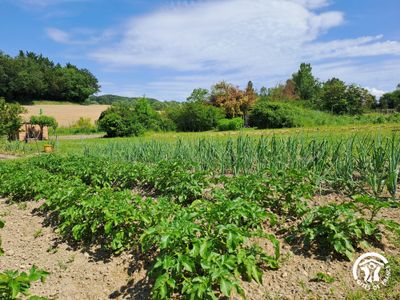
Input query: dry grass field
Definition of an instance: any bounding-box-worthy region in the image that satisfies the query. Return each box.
[22,104,109,126]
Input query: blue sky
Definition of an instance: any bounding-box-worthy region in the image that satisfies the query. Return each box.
[0,0,399,100]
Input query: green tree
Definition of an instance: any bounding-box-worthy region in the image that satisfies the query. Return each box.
[320,78,348,114]
[379,90,400,111]
[242,81,258,126]
[0,51,99,102]
[169,102,224,132]
[134,97,161,130]
[0,97,26,140]
[259,86,268,99]
[97,99,168,137]
[60,64,99,102]
[345,85,376,114]
[292,63,320,101]
[187,88,209,103]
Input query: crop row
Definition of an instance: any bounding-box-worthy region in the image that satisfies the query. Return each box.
[85,135,400,199]
[0,154,399,299]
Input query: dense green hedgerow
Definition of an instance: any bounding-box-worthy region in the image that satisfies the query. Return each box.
[249,102,299,129]
[217,117,244,131]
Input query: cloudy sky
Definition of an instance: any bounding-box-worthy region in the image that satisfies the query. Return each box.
[1,0,399,100]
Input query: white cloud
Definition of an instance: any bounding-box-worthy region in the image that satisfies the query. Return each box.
[314,58,400,92]
[46,28,71,44]
[366,87,387,99]
[46,27,116,45]
[79,0,400,99]
[90,0,346,71]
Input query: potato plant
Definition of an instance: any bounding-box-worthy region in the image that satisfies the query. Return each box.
[0,266,49,300]
[292,196,400,260]
[0,145,399,299]
[141,197,280,299]
[220,169,314,219]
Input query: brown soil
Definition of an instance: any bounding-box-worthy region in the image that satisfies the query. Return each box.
[0,196,399,300]
[0,199,149,300]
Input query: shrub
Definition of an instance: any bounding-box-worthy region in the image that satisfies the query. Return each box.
[169,102,224,132]
[158,114,177,131]
[98,111,144,137]
[61,117,98,134]
[217,118,244,131]
[249,102,298,129]
[98,99,176,137]
[0,98,26,140]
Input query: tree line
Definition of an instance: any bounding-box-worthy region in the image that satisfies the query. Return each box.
[2,54,400,139]
[88,94,180,110]
[0,51,99,102]
[98,63,400,136]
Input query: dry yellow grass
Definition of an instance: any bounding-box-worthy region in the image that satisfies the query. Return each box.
[22,105,109,126]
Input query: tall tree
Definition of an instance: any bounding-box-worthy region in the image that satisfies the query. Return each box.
[242,81,258,126]
[210,81,245,118]
[259,86,268,98]
[345,85,376,114]
[0,51,100,102]
[292,63,320,101]
[187,88,209,103]
[379,90,400,111]
[320,78,348,114]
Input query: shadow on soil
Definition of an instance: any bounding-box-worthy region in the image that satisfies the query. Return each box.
[109,251,154,299]
[32,206,155,299]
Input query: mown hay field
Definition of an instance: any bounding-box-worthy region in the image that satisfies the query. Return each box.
[22,104,109,126]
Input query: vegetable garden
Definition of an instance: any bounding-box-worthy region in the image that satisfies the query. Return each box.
[0,134,399,299]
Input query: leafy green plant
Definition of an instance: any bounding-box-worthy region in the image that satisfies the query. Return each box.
[292,196,399,260]
[0,266,49,300]
[249,102,299,129]
[146,160,208,205]
[221,170,313,219]
[141,197,280,299]
[311,272,335,283]
[0,98,27,141]
[217,118,244,131]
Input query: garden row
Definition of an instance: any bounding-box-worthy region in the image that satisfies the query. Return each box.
[0,152,399,299]
[87,135,400,200]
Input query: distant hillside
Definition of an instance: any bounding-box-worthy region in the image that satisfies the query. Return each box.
[88,94,180,110]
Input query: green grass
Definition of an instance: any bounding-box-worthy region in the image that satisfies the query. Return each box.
[2,123,400,156]
[56,127,103,136]
[276,101,400,127]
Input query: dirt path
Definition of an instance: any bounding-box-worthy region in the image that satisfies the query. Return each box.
[57,134,104,140]
[0,154,19,160]
[0,199,149,300]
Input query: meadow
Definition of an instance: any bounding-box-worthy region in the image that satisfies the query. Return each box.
[0,124,399,299]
